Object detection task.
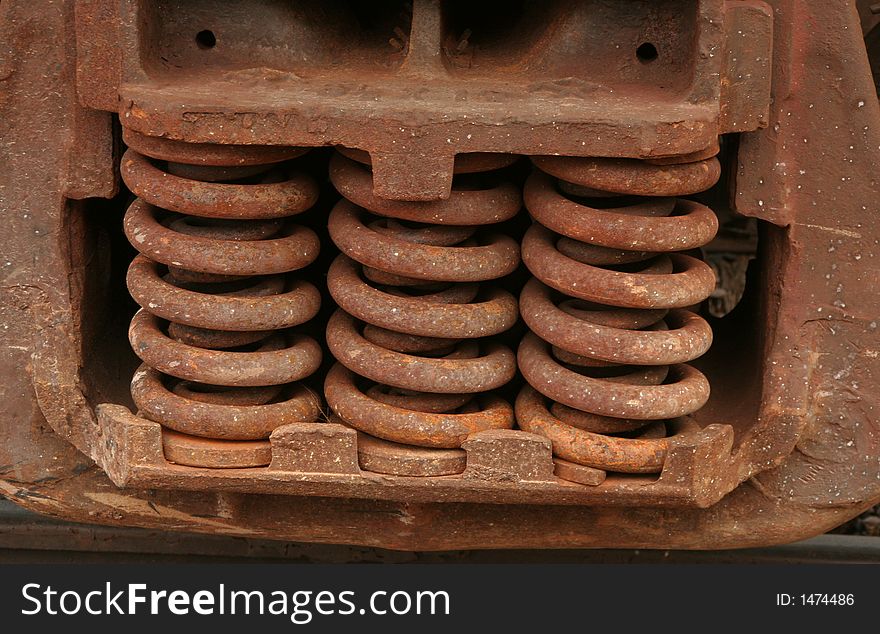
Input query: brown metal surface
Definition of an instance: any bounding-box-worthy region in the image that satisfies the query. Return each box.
[161,430,273,469]
[3,498,879,563]
[517,154,720,475]
[121,137,323,465]
[324,150,520,469]
[0,0,877,551]
[74,0,772,200]
[354,431,468,478]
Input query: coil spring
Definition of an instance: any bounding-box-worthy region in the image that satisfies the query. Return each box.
[120,130,323,468]
[324,148,521,475]
[517,151,720,475]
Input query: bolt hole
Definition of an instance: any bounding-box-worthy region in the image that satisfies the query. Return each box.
[195,30,216,50]
[636,42,658,63]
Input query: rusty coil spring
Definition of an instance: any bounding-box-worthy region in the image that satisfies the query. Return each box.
[324,148,522,475]
[120,130,323,468]
[517,152,720,475]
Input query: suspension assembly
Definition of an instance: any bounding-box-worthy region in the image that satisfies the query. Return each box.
[517,152,721,477]
[119,129,323,469]
[323,149,522,476]
[16,0,880,549]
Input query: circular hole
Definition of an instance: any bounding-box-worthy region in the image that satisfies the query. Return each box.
[195,30,216,50]
[636,42,658,63]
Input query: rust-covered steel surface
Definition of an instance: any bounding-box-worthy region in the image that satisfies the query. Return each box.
[324,148,521,470]
[122,138,325,467]
[75,0,772,200]
[517,153,720,474]
[0,0,877,550]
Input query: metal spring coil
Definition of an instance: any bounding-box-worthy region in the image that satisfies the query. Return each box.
[120,130,322,468]
[323,148,522,475]
[517,152,720,475]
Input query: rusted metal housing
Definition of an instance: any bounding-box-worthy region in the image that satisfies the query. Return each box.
[0,0,877,550]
